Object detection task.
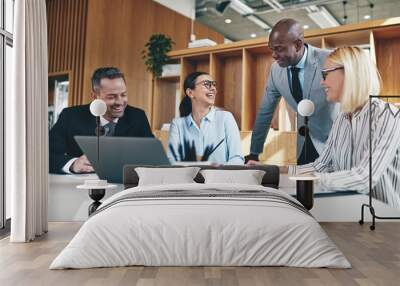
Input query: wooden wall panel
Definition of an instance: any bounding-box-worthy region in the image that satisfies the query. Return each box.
[221,56,242,127]
[375,36,400,97]
[82,0,224,121]
[47,0,224,122]
[153,80,179,130]
[194,21,223,45]
[46,0,88,106]
[83,0,155,114]
[242,49,255,131]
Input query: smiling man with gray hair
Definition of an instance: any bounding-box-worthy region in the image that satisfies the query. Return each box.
[49,67,153,174]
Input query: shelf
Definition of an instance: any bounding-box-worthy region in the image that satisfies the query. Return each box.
[158,75,180,82]
[305,37,323,48]
[323,30,371,48]
[245,45,269,54]
[153,78,179,130]
[181,56,210,76]
[213,49,243,58]
[374,30,400,99]
[211,53,243,127]
[373,26,400,39]
[242,48,273,131]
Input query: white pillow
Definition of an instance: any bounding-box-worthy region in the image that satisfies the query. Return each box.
[200,169,266,185]
[135,167,200,186]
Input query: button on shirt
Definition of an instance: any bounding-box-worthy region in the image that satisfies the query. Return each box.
[168,108,244,164]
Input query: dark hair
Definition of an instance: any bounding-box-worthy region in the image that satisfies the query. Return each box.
[179,71,209,117]
[91,67,126,92]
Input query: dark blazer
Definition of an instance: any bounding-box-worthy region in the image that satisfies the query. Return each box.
[49,104,153,174]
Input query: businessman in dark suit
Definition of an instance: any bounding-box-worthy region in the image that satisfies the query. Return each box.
[49,67,153,174]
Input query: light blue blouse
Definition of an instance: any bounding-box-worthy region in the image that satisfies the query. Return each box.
[168,108,244,164]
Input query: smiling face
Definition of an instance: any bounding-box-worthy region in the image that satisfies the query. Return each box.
[186,74,217,108]
[268,31,304,68]
[321,60,345,103]
[93,77,128,120]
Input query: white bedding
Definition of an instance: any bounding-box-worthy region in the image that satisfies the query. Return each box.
[50,183,351,269]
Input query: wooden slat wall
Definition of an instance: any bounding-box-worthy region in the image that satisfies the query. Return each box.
[375,37,400,96]
[47,0,224,118]
[46,0,88,106]
[82,0,224,115]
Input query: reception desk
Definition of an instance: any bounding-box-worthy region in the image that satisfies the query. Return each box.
[49,173,400,222]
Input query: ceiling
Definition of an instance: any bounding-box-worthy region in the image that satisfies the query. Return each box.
[195,0,400,41]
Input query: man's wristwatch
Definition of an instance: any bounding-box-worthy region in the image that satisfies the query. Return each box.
[244,153,259,163]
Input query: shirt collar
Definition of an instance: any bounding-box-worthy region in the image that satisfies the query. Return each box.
[289,45,308,70]
[353,99,379,119]
[100,116,118,126]
[185,107,216,127]
[204,106,216,121]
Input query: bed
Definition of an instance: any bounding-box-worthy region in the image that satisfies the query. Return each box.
[50,165,350,269]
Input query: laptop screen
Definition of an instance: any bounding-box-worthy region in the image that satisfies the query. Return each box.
[75,136,170,183]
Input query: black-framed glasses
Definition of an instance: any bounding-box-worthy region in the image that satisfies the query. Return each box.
[321,66,344,80]
[195,80,217,89]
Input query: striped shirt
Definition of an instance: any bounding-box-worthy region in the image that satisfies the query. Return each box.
[296,99,400,207]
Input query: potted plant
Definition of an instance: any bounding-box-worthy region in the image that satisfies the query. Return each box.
[142,34,174,78]
[142,34,174,128]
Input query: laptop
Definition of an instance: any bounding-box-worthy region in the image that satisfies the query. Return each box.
[74,136,171,183]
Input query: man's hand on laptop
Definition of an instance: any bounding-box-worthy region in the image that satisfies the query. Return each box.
[70,155,94,173]
[245,153,261,166]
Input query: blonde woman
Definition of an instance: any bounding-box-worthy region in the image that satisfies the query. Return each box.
[296,46,400,207]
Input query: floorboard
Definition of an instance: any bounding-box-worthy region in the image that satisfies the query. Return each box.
[0,222,399,286]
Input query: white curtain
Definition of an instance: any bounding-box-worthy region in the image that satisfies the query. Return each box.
[7,0,48,242]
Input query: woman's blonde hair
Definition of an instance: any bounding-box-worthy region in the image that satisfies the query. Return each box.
[327,46,381,113]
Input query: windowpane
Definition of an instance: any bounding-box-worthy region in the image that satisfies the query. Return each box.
[0,0,3,30]
[5,0,14,33]
[0,37,3,228]
[5,43,12,219]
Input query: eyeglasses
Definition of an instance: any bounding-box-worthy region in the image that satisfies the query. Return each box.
[195,80,217,89]
[321,66,344,80]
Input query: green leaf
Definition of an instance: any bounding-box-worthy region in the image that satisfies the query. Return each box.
[142,33,175,79]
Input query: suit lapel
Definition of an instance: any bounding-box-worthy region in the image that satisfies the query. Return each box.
[114,113,131,136]
[82,105,97,135]
[88,117,97,135]
[303,46,318,99]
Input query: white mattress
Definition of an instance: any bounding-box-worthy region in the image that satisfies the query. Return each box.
[50,183,350,269]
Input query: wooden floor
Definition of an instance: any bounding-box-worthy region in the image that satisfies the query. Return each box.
[0,222,399,286]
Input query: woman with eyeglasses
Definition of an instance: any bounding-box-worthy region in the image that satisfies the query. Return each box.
[167,71,244,164]
[295,46,400,207]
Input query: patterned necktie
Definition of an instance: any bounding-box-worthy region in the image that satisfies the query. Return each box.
[290,67,303,103]
[104,121,116,136]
